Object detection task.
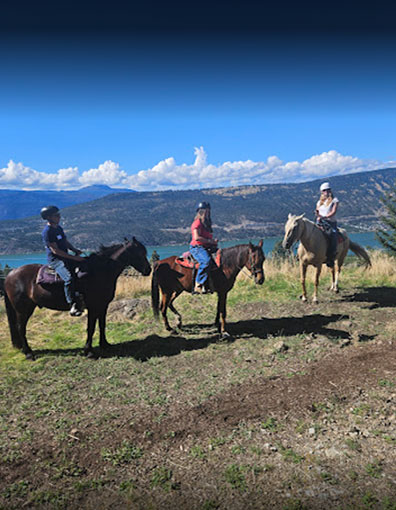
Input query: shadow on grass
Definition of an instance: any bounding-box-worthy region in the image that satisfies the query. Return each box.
[341,286,396,309]
[33,313,353,361]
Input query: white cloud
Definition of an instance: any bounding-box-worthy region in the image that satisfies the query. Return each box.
[1,148,395,191]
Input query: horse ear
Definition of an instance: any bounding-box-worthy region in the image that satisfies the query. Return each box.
[298,213,305,220]
[258,239,263,248]
[288,213,292,219]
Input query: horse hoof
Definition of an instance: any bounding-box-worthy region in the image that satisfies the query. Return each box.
[25,352,35,361]
[300,295,307,302]
[85,350,97,359]
[312,299,319,304]
[219,332,231,340]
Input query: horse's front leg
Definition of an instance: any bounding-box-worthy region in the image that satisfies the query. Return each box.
[84,310,97,358]
[313,265,322,303]
[99,307,111,350]
[300,263,308,302]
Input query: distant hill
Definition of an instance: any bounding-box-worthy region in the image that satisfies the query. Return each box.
[0,185,132,221]
[0,167,395,254]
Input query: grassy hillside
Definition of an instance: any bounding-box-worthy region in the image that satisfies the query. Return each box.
[0,167,395,254]
[0,253,395,509]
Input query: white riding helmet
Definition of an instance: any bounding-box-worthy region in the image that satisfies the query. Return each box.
[320,182,331,192]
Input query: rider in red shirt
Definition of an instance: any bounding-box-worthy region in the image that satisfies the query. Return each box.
[189,201,218,293]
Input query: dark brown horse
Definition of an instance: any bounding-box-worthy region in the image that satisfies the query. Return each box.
[151,242,265,337]
[4,237,151,360]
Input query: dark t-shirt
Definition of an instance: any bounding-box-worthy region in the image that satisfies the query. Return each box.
[42,224,68,263]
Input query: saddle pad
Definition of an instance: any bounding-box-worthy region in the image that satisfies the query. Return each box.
[36,265,62,285]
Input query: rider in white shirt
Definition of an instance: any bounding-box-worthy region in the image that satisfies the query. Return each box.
[315,182,339,268]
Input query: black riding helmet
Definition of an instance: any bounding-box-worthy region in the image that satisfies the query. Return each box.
[196,201,210,211]
[40,205,60,220]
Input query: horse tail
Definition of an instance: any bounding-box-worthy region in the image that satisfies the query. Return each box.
[4,289,22,349]
[349,240,372,268]
[151,262,160,319]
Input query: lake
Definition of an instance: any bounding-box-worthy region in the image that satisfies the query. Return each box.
[0,231,382,269]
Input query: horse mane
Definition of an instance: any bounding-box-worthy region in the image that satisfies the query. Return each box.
[85,243,124,271]
[221,244,250,267]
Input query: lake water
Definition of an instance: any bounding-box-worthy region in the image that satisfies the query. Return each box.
[0,231,381,269]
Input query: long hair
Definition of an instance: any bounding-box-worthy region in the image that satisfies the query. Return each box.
[194,208,213,232]
[319,190,334,207]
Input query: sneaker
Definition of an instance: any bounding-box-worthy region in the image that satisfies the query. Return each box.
[193,283,204,294]
[70,302,83,316]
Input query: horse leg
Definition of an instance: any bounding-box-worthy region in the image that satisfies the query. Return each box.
[217,293,230,338]
[169,292,182,329]
[313,265,322,303]
[300,263,308,302]
[84,310,97,358]
[99,307,111,350]
[332,250,346,293]
[160,292,175,333]
[16,308,36,360]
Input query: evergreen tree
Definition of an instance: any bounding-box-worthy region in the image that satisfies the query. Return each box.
[376,187,396,254]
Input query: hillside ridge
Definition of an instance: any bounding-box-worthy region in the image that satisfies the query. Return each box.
[0,167,395,254]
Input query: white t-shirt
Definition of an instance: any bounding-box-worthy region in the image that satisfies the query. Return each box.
[316,197,339,221]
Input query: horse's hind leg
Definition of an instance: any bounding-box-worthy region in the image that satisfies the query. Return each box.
[331,249,346,293]
[160,293,175,332]
[16,308,36,360]
[169,292,182,329]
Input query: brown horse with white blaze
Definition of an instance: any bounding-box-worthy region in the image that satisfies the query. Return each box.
[151,242,265,337]
[282,214,371,303]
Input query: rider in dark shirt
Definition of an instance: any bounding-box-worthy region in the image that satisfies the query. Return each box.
[41,205,85,316]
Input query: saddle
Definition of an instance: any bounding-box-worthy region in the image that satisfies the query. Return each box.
[317,222,344,245]
[36,265,88,285]
[175,249,222,269]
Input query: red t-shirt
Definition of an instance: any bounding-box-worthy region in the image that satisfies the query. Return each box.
[190,218,213,247]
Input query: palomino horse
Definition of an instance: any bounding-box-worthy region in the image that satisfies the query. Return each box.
[4,238,151,359]
[282,214,371,302]
[151,242,265,336]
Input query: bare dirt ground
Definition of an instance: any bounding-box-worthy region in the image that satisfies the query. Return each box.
[0,283,395,509]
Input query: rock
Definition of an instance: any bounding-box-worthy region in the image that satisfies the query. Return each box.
[273,341,289,353]
[108,298,150,319]
[308,427,316,436]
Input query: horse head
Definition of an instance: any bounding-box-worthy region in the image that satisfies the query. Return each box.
[246,240,265,285]
[124,237,152,276]
[282,214,305,250]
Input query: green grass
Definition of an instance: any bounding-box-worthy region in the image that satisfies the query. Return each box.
[0,258,395,509]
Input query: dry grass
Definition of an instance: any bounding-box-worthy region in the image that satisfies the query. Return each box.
[115,249,396,298]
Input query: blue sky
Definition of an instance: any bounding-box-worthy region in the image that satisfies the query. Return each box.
[1,2,396,190]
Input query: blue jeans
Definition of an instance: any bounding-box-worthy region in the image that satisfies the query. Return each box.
[49,258,74,305]
[189,245,211,285]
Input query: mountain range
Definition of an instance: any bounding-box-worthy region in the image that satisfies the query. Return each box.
[0,185,132,221]
[0,167,395,254]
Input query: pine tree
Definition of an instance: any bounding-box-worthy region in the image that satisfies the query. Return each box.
[376,187,396,254]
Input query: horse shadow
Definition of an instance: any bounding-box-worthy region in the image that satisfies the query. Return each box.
[33,313,355,361]
[341,286,396,309]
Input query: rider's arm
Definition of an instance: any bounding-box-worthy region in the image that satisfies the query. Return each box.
[48,242,85,261]
[65,239,82,255]
[325,202,338,219]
